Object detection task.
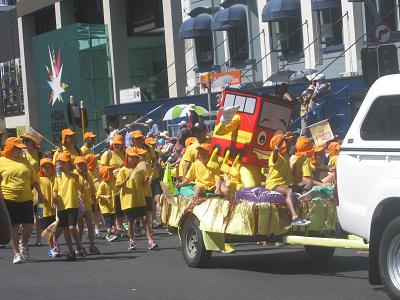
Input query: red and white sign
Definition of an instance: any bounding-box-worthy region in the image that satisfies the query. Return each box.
[200,70,241,93]
[374,23,392,44]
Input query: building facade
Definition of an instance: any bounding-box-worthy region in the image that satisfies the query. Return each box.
[16,0,400,146]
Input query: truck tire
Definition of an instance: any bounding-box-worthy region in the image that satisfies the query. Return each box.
[379,216,400,299]
[304,246,335,263]
[181,215,211,268]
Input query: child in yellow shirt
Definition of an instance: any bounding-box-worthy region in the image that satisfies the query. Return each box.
[97,165,118,242]
[38,158,60,257]
[176,143,221,197]
[74,156,100,255]
[85,153,102,238]
[116,147,158,251]
[53,152,84,261]
[266,133,311,227]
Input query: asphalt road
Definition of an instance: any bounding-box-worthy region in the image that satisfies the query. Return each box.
[0,229,388,300]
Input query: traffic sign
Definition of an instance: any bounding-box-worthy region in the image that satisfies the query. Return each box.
[374,23,392,44]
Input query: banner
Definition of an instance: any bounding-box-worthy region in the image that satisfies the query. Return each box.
[308,119,334,146]
[200,70,241,93]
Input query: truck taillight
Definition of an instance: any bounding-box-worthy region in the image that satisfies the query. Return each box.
[333,169,339,206]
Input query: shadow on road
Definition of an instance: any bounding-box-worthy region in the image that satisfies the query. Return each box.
[208,251,369,280]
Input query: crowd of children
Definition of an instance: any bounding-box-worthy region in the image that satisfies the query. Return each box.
[0,127,161,263]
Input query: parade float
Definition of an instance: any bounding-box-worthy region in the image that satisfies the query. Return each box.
[160,88,368,268]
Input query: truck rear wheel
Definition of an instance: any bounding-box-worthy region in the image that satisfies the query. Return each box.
[182,215,211,268]
[379,216,400,299]
[304,245,335,262]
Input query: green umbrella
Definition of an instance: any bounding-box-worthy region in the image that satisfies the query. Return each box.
[163,104,208,121]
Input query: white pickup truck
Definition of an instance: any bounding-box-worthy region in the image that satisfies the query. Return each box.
[337,74,400,299]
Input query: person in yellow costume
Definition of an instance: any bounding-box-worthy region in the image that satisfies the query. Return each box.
[176,143,222,197]
[182,123,208,177]
[99,134,126,236]
[74,156,100,255]
[96,165,118,242]
[85,153,102,238]
[37,158,60,257]
[0,137,47,264]
[326,141,340,169]
[213,106,262,187]
[116,147,158,251]
[266,133,311,227]
[81,131,96,156]
[291,136,325,191]
[53,128,82,165]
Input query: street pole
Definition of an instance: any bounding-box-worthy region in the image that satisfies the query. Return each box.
[69,95,76,131]
[80,101,85,138]
[205,72,212,120]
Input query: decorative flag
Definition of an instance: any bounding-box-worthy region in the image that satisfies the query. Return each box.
[162,163,174,194]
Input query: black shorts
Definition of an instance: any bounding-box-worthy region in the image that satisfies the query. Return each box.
[4,200,34,225]
[102,213,115,229]
[145,197,153,212]
[40,216,56,230]
[58,208,79,228]
[124,206,146,221]
[151,178,162,196]
[114,195,124,218]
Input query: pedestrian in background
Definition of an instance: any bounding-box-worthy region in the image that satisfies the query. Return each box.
[81,131,96,156]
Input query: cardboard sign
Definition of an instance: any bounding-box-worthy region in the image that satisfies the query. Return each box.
[309,119,334,146]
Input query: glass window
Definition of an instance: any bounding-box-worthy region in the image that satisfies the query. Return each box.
[243,96,256,114]
[227,26,249,64]
[234,95,246,111]
[258,100,292,131]
[270,18,303,58]
[361,96,400,140]
[195,35,213,70]
[318,7,343,47]
[224,93,235,108]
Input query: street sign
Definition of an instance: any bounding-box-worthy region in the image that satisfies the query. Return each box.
[374,23,392,44]
[120,87,141,104]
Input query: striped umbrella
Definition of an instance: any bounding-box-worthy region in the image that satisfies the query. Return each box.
[163,104,208,121]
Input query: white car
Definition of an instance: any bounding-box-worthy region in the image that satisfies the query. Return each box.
[337,74,400,299]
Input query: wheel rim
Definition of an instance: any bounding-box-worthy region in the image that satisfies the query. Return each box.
[387,234,400,291]
[185,225,198,258]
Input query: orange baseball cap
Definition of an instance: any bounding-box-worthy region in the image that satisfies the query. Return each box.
[58,152,71,162]
[131,130,144,139]
[145,137,156,145]
[83,131,96,140]
[5,137,26,149]
[126,146,140,157]
[74,156,87,165]
[112,134,124,145]
[185,137,198,148]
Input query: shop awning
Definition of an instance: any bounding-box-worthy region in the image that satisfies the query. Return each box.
[179,14,212,39]
[262,0,301,22]
[211,5,247,31]
[312,0,341,11]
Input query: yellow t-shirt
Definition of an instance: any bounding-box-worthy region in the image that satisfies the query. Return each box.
[182,141,200,163]
[178,158,185,177]
[265,153,292,190]
[185,160,220,190]
[291,155,314,185]
[116,166,146,210]
[100,150,124,169]
[96,179,116,214]
[328,156,338,168]
[74,171,96,212]
[53,171,79,211]
[53,146,81,165]
[80,144,93,156]
[38,176,55,217]
[139,145,157,197]
[24,150,40,174]
[0,156,37,202]
[89,169,101,187]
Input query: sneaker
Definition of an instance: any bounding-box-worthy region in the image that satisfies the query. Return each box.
[147,240,158,250]
[50,247,61,257]
[95,232,103,239]
[106,235,118,242]
[89,245,100,255]
[128,240,136,251]
[20,246,30,260]
[66,252,76,261]
[0,245,5,248]
[291,217,312,226]
[77,246,87,257]
[12,253,25,264]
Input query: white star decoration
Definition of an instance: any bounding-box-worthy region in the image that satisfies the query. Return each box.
[46,46,68,106]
